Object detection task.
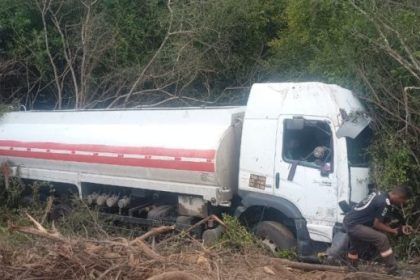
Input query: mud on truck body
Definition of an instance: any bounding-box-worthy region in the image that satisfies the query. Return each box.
[0,82,372,259]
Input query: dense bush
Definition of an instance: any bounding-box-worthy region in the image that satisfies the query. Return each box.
[0,0,419,256]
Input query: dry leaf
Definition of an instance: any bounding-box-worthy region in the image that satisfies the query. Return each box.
[263,266,275,275]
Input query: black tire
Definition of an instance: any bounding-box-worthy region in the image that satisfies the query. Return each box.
[254,221,297,252]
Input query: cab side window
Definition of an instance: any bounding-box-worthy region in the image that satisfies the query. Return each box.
[346,126,372,167]
[283,119,333,170]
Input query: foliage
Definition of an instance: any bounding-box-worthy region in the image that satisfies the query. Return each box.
[0,177,25,209]
[0,104,10,117]
[369,134,417,189]
[51,198,111,238]
[392,232,420,260]
[0,0,286,108]
[274,248,297,260]
[219,214,257,251]
[0,0,419,258]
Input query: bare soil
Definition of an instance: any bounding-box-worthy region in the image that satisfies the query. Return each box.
[0,213,419,280]
[1,234,419,280]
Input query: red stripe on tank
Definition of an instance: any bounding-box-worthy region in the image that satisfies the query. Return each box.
[0,140,215,172]
[0,140,215,158]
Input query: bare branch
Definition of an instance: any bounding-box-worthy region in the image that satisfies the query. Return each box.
[36,0,63,109]
[123,0,174,105]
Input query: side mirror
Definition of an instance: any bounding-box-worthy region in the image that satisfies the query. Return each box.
[336,111,371,139]
[338,200,352,214]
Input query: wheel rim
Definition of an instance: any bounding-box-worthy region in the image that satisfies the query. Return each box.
[261,237,278,253]
[254,221,297,253]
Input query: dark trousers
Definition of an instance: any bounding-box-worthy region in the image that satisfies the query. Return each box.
[346,224,392,256]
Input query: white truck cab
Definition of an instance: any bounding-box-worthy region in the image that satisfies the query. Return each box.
[237,82,372,257]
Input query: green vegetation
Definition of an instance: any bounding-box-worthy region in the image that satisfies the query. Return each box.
[274,248,298,260]
[219,214,257,251]
[0,0,419,258]
[1,0,418,192]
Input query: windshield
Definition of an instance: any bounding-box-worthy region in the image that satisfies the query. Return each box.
[346,126,373,167]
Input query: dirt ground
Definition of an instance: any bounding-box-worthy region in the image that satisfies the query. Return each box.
[0,213,419,280]
[1,235,419,280]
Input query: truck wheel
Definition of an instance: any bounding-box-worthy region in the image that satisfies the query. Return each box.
[254,221,297,252]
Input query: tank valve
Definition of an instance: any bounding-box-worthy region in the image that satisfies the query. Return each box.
[96,194,109,206]
[87,192,99,205]
[106,194,119,208]
[118,196,131,209]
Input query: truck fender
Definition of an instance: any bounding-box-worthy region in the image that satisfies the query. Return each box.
[236,190,303,219]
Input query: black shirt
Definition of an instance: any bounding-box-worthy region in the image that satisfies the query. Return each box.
[343,191,391,228]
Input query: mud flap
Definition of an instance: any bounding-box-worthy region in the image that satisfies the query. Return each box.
[295,218,316,259]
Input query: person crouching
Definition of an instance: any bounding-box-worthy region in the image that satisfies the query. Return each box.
[343,185,414,276]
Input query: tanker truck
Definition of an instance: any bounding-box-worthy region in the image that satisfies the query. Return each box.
[0,82,372,258]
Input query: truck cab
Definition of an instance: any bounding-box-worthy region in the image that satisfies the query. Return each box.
[237,82,372,257]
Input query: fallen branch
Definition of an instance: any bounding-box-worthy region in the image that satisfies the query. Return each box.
[96,264,122,280]
[133,225,175,243]
[131,238,165,262]
[8,224,69,243]
[183,214,226,234]
[271,258,348,273]
[127,225,177,262]
[9,212,67,243]
[146,271,201,280]
[344,272,397,280]
[9,213,168,262]
[41,196,54,225]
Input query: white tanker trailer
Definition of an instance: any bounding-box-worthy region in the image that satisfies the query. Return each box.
[0,82,372,258]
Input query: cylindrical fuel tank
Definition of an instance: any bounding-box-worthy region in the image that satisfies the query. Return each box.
[0,107,244,198]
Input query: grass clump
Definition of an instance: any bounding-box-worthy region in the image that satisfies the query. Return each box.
[274,248,298,260]
[0,178,25,209]
[219,214,258,252]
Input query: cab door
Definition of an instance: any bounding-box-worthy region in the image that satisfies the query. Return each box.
[274,116,338,243]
